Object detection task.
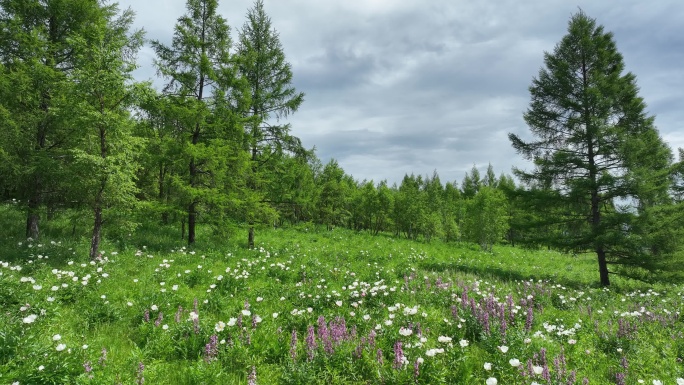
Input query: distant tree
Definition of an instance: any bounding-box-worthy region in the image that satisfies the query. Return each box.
[237,0,304,248]
[316,159,349,229]
[66,4,146,259]
[463,187,509,251]
[461,165,481,198]
[152,0,250,244]
[483,164,498,188]
[509,11,674,286]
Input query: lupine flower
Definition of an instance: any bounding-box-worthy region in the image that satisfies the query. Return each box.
[248,366,257,385]
[136,362,145,385]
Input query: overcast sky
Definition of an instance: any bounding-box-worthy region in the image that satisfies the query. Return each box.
[116,0,684,186]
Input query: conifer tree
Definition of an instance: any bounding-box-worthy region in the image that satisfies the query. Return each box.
[152,0,250,244]
[237,0,304,247]
[0,0,103,239]
[66,4,146,258]
[509,11,674,285]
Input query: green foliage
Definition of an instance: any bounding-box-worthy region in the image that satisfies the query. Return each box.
[509,11,677,285]
[463,187,509,251]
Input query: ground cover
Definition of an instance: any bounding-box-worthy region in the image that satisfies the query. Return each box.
[0,210,682,384]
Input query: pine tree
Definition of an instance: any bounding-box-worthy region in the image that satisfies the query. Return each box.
[509,11,674,286]
[152,0,250,244]
[65,4,146,259]
[0,0,104,239]
[237,0,304,247]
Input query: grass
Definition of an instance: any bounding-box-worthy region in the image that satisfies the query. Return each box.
[0,204,682,384]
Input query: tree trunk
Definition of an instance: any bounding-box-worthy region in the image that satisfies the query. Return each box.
[188,201,196,244]
[26,197,40,240]
[248,225,255,249]
[89,205,102,260]
[597,247,610,286]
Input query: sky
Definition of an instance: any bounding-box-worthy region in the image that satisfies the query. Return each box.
[116,0,684,186]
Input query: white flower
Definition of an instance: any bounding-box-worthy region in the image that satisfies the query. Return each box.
[188,312,199,321]
[459,339,469,347]
[55,343,66,351]
[399,327,413,336]
[677,378,684,385]
[23,314,38,324]
[483,362,492,371]
[52,334,61,341]
[533,365,543,375]
[241,309,251,317]
[335,300,343,307]
[38,365,45,371]
[486,378,498,385]
[272,313,279,318]
[653,381,662,385]
[162,324,169,330]
[151,305,158,311]
[215,321,226,332]
[227,317,237,326]
[438,336,452,343]
[498,345,509,353]
[509,358,521,367]
[172,285,179,291]
[256,297,263,302]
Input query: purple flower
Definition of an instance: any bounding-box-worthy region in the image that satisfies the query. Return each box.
[393,341,404,369]
[290,329,297,360]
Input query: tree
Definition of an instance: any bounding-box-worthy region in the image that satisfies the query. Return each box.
[66,4,145,259]
[463,187,509,251]
[0,0,103,239]
[509,11,674,286]
[152,0,250,244]
[237,0,304,248]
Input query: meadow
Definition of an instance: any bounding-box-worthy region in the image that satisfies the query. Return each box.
[0,205,682,384]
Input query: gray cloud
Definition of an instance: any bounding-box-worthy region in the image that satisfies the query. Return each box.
[118,0,684,185]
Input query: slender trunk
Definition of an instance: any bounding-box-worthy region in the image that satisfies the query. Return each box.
[89,204,103,260]
[26,202,40,240]
[248,226,255,249]
[597,246,610,286]
[159,164,168,224]
[188,201,196,244]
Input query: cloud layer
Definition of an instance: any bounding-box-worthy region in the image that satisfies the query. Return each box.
[119,0,684,185]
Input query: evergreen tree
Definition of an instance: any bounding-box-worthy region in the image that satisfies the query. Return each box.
[0,0,103,239]
[65,4,146,258]
[509,11,674,285]
[237,0,304,247]
[152,0,250,244]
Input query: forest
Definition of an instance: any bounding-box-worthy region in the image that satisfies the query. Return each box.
[1,0,683,287]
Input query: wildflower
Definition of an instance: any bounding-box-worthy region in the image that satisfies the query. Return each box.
[484,362,493,370]
[52,334,61,341]
[653,381,662,385]
[486,378,498,385]
[38,365,44,371]
[677,379,684,385]
[241,309,251,317]
[82,344,88,349]
[23,314,38,324]
[399,327,413,336]
[215,321,226,332]
[533,365,543,375]
[272,312,279,318]
[227,317,237,326]
[459,339,469,347]
[438,336,452,343]
[56,343,66,351]
[509,358,521,367]
[248,366,257,385]
[498,345,509,353]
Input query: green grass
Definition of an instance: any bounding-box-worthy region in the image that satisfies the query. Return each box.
[0,204,682,384]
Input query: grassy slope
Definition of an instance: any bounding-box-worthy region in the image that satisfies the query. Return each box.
[0,205,682,384]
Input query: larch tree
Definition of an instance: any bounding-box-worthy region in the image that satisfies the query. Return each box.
[237,0,304,248]
[152,0,250,244]
[0,0,103,239]
[509,11,674,286]
[66,4,146,259]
